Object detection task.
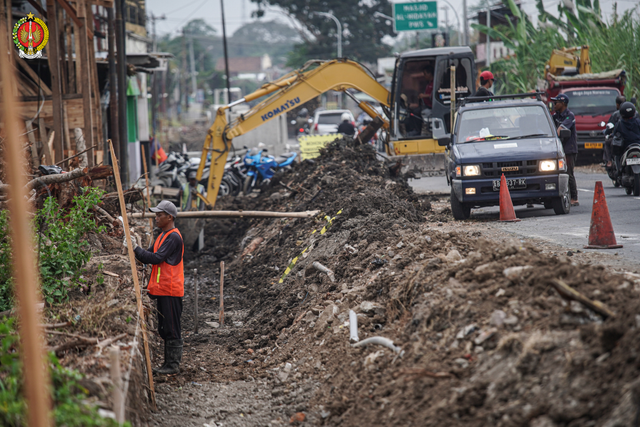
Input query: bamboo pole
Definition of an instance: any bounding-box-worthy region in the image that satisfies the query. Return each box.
[109,346,124,424]
[193,268,198,334]
[131,210,320,219]
[108,140,156,409]
[219,262,225,325]
[140,145,154,232]
[0,22,52,427]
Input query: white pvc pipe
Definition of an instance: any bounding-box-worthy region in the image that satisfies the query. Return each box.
[349,310,358,342]
[352,336,402,354]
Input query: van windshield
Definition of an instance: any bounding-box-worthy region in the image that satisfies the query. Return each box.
[457,105,553,142]
[563,89,618,116]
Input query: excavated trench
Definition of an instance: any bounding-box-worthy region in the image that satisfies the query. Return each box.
[144,140,640,427]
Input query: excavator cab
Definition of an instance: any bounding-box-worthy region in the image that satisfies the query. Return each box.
[390,47,476,156]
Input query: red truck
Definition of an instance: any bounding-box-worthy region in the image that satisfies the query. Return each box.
[544,69,626,163]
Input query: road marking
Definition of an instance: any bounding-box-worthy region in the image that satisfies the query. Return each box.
[578,189,594,193]
[635,197,640,201]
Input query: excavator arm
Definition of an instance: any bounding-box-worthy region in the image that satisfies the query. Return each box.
[196,59,390,207]
[545,45,591,77]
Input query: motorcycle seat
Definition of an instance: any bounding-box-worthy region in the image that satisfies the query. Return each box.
[274,152,297,164]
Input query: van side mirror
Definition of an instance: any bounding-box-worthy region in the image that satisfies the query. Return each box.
[437,137,451,146]
[559,128,571,139]
[432,118,451,146]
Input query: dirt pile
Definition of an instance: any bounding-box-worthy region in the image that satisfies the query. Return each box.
[162,138,640,426]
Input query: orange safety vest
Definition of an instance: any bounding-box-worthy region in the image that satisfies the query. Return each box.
[148,228,184,297]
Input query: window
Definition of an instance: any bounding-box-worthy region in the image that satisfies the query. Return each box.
[457,105,553,143]
[563,89,618,116]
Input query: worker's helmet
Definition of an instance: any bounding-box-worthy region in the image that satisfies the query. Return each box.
[620,102,636,119]
[188,171,197,180]
[480,70,494,81]
[341,112,351,122]
[616,95,626,106]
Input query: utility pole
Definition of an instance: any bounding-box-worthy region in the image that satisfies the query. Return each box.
[220,0,232,108]
[486,7,492,67]
[462,0,469,45]
[441,6,449,46]
[189,36,197,99]
[149,13,165,139]
[181,29,188,115]
[115,0,128,185]
[108,7,119,160]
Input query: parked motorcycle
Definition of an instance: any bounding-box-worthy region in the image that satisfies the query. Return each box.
[242,147,297,195]
[150,152,189,188]
[190,154,247,198]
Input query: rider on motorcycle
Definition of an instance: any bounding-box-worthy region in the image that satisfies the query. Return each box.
[611,102,640,172]
[337,112,356,137]
[604,95,627,167]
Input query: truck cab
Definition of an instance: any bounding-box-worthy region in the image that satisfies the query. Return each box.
[390,47,476,157]
[436,95,571,220]
[544,70,626,162]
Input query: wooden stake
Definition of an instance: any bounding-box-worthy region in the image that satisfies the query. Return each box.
[193,268,198,334]
[0,21,52,427]
[108,140,156,409]
[140,145,153,232]
[109,346,124,424]
[219,261,225,325]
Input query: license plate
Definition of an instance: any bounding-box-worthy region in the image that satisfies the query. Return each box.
[627,157,640,165]
[585,143,603,149]
[493,178,526,191]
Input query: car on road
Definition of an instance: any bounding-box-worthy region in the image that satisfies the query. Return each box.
[434,94,572,220]
[311,109,355,135]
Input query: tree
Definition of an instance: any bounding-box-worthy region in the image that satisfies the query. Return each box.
[229,20,301,65]
[251,0,394,67]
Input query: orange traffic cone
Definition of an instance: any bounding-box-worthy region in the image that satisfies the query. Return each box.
[584,181,622,249]
[499,173,520,222]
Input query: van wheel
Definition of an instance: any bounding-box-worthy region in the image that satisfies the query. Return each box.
[450,189,471,220]
[634,174,640,196]
[551,191,570,215]
[543,201,553,209]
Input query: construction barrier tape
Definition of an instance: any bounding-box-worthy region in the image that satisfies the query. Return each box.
[278,209,343,284]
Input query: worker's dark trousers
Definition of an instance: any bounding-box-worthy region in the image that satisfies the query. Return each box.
[567,153,578,200]
[154,296,183,341]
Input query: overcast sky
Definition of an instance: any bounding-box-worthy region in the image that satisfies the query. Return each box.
[147,0,639,40]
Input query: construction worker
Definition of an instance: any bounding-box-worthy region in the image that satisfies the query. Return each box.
[551,93,579,207]
[177,171,206,211]
[125,200,184,375]
[475,70,495,98]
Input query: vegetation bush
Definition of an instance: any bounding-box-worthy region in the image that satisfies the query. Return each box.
[0,318,129,426]
[0,187,106,311]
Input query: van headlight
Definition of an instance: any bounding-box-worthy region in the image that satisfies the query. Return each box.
[463,165,481,176]
[539,160,557,171]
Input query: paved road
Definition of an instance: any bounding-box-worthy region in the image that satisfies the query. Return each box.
[410,172,640,263]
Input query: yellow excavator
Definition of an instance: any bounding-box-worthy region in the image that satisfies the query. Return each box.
[545,45,591,76]
[197,47,477,207]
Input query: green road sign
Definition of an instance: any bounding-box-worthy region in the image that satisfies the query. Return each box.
[393,1,438,32]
